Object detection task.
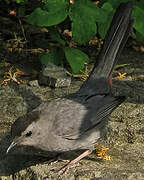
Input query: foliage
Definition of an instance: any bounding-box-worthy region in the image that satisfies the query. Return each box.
[14,0,144,74]
[40,48,65,66]
[64,47,89,74]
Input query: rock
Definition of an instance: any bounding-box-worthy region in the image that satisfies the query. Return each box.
[29,80,39,87]
[0,49,144,179]
[38,63,71,88]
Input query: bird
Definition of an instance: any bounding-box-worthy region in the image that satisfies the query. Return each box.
[6,2,133,174]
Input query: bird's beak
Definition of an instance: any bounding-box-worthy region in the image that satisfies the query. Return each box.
[6,141,17,154]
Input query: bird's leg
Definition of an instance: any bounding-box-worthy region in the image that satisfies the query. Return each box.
[58,149,93,175]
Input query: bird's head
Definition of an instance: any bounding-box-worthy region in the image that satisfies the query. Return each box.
[6,130,33,153]
[6,111,41,153]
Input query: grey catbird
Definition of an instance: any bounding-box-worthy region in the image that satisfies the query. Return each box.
[7,2,133,173]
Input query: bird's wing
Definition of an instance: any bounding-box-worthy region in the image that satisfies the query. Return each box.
[52,96,124,140]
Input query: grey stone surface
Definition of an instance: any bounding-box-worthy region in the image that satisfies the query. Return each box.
[29,80,39,87]
[0,49,144,179]
[39,63,71,87]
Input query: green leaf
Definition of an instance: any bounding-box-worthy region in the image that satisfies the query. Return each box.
[49,28,66,46]
[135,31,144,42]
[98,2,114,39]
[132,6,144,41]
[137,0,144,9]
[115,63,130,70]
[40,48,65,66]
[71,16,97,44]
[16,0,26,3]
[70,0,107,23]
[107,0,130,8]
[64,47,89,74]
[26,0,69,26]
[69,0,107,44]
[102,2,113,12]
[18,6,26,17]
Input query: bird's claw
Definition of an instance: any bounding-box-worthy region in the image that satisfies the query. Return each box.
[58,163,70,175]
[58,161,80,175]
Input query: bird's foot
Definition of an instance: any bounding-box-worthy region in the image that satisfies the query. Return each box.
[95,145,111,160]
[58,149,92,175]
[58,161,80,175]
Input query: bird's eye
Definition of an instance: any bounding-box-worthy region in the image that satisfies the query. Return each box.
[25,131,32,137]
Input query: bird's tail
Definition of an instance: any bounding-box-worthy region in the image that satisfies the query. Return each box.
[78,2,134,96]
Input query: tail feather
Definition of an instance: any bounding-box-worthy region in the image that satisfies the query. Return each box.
[79,2,133,96]
[114,19,134,63]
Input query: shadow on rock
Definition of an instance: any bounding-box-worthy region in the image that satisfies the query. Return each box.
[0,133,57,176]
[9,83,41,113]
